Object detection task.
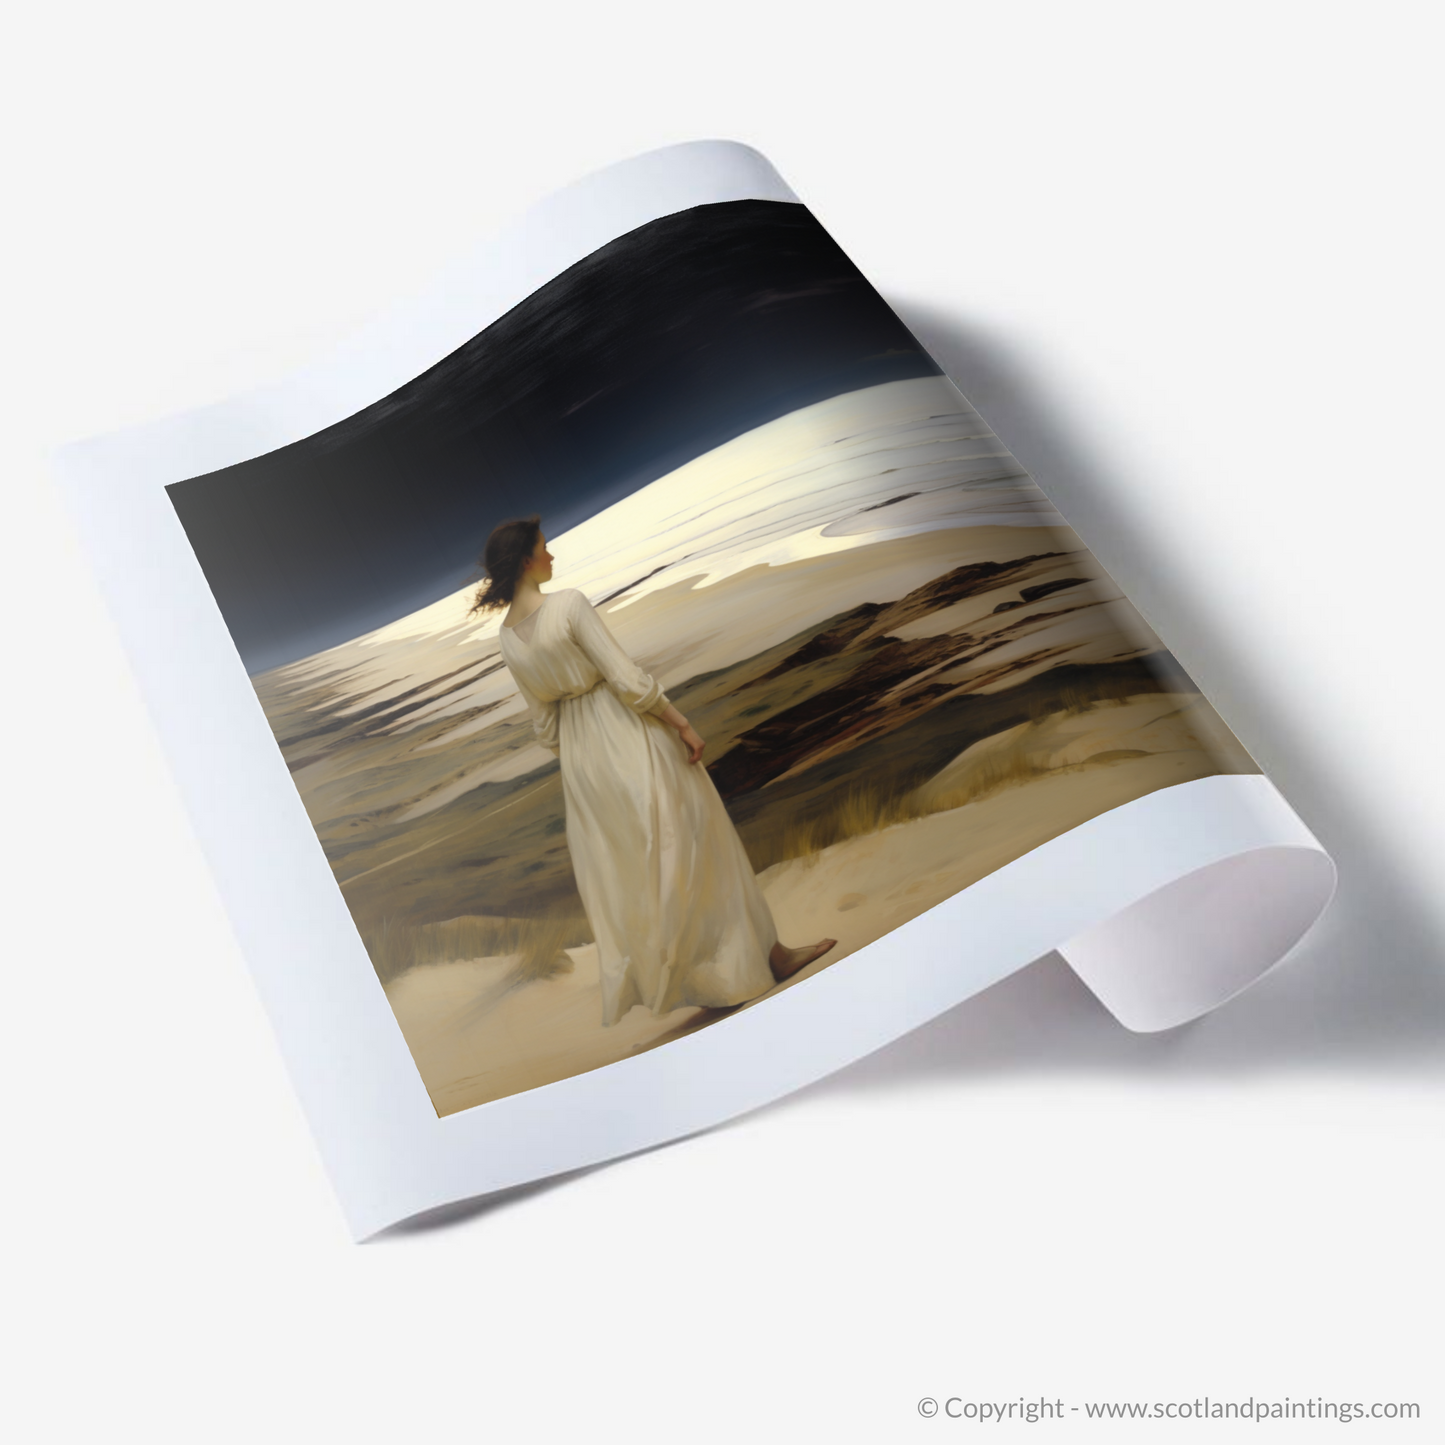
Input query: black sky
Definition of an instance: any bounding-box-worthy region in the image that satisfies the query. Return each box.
[167,199,941,674]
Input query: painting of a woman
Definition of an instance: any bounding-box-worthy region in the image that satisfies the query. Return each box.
[478,515,836,1025]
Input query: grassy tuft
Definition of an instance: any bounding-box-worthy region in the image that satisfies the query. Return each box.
[363,911,588,988]
[748,774,930,873]
[749,699,1140,872]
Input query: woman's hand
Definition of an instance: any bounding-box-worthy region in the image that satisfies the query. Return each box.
[678,723,706,765]
[657,703,705,764]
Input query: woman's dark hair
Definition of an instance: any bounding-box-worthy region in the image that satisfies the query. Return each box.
[470,514,543,614]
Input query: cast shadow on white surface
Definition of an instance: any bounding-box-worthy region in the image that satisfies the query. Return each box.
[383,853,1443,1240]
[385,1164,612,1236]
[376,310,1445,1241]
[801,303,1445,1090]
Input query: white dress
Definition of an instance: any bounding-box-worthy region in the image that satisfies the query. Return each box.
[498,587,779,1024]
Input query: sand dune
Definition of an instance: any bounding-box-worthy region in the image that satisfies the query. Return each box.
[389,696,1226,1116]
[245,378,1257,1117]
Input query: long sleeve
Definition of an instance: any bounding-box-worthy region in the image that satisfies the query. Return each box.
[513,672,561,756]
[568,590,671,716]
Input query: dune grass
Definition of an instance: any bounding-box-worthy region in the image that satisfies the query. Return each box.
[747,772,927,873]
[916,729,1055,815]
[746,692,1132,874]
[363,911,589,987]
[362,681,1160,982]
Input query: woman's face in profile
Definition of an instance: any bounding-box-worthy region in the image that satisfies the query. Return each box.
[526,533,555,584]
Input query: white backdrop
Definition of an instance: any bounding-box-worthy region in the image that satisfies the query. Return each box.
[4,2,1441,1441]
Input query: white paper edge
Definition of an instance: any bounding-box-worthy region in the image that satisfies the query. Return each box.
[51,139,1336,1240]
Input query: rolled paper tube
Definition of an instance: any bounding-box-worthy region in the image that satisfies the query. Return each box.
[52,140,1338,1238]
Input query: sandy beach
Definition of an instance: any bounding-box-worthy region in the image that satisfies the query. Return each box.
[389,691,1233,1115]
[246,379,1259,1117]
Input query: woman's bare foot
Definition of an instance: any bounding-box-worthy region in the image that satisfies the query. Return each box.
[769,937,838,982]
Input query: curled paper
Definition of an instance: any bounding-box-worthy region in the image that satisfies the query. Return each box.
[53,141,1335,1238]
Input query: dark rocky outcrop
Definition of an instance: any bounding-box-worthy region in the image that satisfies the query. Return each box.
[994,575,1091,612]
[711,551,1089,797]
[750,601,887,682]
[1021,576,1090,603]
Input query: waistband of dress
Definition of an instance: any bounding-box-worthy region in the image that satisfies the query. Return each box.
[557,679,604,704]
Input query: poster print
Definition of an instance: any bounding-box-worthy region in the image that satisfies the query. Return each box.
[167,200,1256,1115]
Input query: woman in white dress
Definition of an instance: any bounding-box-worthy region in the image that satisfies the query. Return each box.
[476,515,836,1026]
